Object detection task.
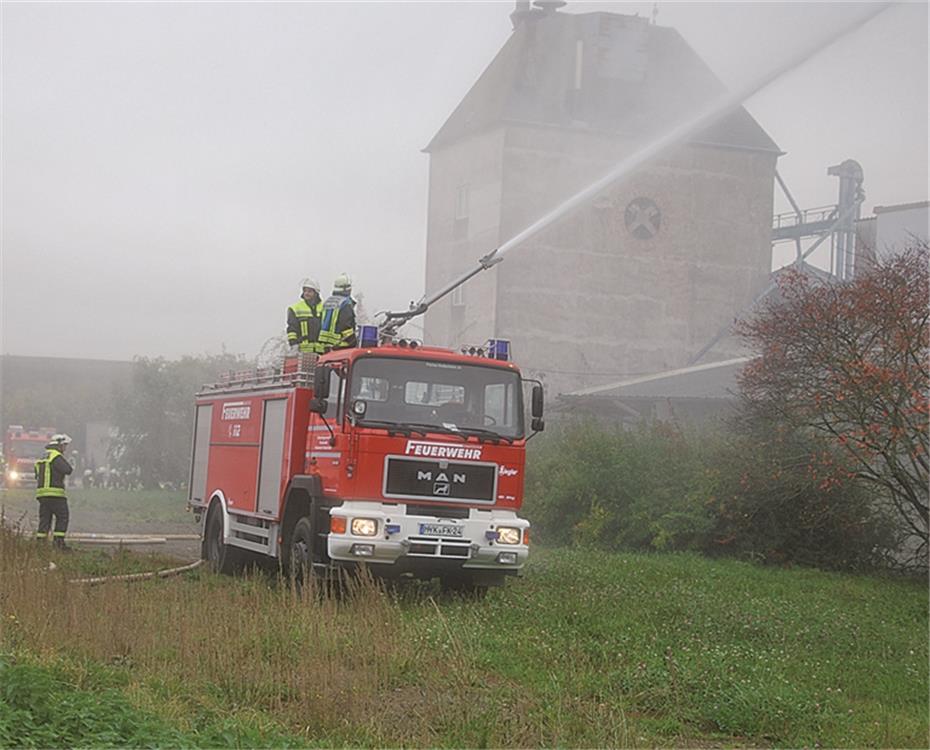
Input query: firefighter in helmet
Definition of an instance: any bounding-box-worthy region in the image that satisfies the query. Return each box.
[287,278,325,353]
[319,273,357,350]
[34,433,74,550]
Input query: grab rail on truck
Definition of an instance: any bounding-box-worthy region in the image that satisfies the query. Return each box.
[198,354,318,394]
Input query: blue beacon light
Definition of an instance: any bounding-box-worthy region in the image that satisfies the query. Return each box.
[486,339,511,361]
[359,325,379,348]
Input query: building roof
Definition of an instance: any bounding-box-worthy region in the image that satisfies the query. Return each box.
[426,10,781,154]
[563,356,750,399]
[873,201,930,215]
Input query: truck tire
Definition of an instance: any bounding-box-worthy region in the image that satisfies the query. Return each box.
[203,503,243,575]
[287,516,316,580]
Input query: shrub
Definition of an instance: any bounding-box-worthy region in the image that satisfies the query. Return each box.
[705,420,897,570]
[524,421,717,552]
[524,418,896,571]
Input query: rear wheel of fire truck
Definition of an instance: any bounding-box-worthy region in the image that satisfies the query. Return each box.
[203,503,244,575]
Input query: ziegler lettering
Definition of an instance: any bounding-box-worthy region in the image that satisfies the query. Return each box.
[221,402,251,421]
[405,440,482,461]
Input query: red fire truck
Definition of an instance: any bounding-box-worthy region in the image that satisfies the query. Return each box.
[3,426,56,488]
[188,339,543,591]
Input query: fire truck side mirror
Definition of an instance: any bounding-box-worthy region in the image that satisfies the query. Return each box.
[531,383,544,419]
[313,365,331,397]
[309,397,328,414]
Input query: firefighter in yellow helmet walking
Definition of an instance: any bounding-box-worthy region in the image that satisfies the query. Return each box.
[34,434,74,550]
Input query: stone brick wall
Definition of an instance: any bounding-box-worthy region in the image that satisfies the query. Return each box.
[424,123,776,396]
[423,128,506,349]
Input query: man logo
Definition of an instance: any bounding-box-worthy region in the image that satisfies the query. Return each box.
[417,470,466,485]
[433,482,451,496]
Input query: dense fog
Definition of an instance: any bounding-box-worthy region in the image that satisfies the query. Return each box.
[1,1,926,361]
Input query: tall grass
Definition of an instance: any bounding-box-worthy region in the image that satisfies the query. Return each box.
[1,528,926,748]
[0,529,409,740]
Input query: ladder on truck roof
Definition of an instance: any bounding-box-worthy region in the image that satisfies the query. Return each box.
[198,353,318,395]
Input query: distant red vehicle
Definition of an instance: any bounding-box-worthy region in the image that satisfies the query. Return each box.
[4,426,56,487]
[188,338,543,592]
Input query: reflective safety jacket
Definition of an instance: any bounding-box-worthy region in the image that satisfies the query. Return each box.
[287,299,325,353]
[319,293,357,349]
[34,449,73,499]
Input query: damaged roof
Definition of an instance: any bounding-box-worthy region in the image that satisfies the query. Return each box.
[426,10,781,154]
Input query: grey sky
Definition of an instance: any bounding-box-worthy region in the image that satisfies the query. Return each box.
[1,1,926,361]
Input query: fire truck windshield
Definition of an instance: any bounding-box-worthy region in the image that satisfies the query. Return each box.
[350,357,525,440]
[13,441,47,459]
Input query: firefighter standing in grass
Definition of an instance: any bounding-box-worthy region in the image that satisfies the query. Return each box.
[287,278,325,354]
[320,273,357,350]
[34,434,74,551]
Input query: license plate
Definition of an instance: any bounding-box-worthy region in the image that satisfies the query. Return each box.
[419,523,463,538]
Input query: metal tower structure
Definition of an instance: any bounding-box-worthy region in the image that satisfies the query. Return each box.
[772,159,865,280]
[688,159,865,365]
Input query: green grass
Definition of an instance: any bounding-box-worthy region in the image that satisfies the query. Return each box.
[0,487,196,575]
[404,549,927,747]
[0,487,190,531]
[35,545,189,578]
[1,541,926,748]
[0,655,306,748]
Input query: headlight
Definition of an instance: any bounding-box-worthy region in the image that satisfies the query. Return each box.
[8,470,18,481]
[496,526,521,545]
[351,518,378,536]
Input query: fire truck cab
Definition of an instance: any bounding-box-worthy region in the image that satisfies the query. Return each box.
[188,337,542,590]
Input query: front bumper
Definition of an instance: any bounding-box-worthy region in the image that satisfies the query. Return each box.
[327,501,529,573]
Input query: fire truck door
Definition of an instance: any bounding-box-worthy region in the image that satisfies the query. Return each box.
[257,399,287,516]
[308,366,346,482]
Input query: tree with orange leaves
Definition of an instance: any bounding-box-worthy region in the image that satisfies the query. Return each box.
[737,244,928,565]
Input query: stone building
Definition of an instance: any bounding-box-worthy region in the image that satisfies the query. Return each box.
[422,3,781,396]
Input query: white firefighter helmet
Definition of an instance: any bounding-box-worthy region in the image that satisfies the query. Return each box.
[300,278,321,293]
[48,433,72,448]
[333,273,352,293]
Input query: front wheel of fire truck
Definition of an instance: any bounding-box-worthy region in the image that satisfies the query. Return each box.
[287,517,317,580]
[203,503,244,575]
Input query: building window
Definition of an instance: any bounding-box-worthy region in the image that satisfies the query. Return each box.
[453,184,469,240]
[455,184,469,220]
[451,285,464,307]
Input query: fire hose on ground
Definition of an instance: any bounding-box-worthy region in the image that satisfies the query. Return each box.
[68,558,203,585]
[1,524,204,584]
[3,557,204,585]
[65,532,201,546]
[62,532,203,584]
